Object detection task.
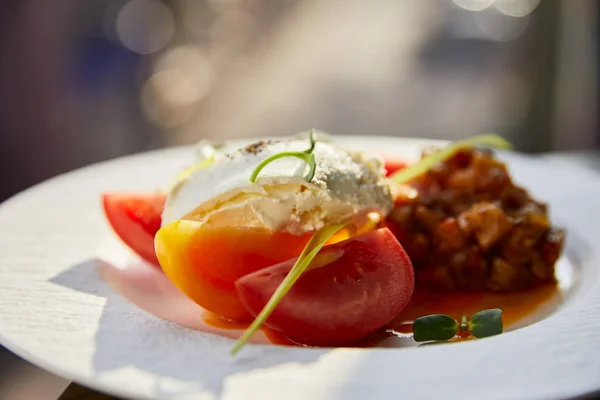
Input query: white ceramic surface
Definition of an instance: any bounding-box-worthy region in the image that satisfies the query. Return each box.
[0,136,599,400]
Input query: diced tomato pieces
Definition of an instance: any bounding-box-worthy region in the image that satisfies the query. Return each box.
[384,159,407,176]
[155,221,312,321]
[235,228,415,346]
[102,192,166,266]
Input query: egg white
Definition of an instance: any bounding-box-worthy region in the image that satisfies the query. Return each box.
[162,139,393,234]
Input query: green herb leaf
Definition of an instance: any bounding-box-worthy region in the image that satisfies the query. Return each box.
[468,308,503,339]
[230,222,348,355]
[413,314,459,342]
[249,129,317,183]
[390,133,512,184]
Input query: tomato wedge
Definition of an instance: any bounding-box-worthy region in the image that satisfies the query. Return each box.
[384,158,407,176]
[155,220,312,321]
[102,192,166,266]
[235,228,415,346]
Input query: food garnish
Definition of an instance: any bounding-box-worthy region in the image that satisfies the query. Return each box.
[412,308,503,342]
[389,134,512,184]
[249,129,317,183]
[231,223,348,355]
[468,308,504,338]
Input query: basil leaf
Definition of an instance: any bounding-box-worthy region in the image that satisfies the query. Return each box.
[468,309,503,339]
[413,314,459,342]
[390,134,512,184]
[230,222,348,355]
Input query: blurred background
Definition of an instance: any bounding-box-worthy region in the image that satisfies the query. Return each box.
[0,1,597,398]
[0,0,598,202]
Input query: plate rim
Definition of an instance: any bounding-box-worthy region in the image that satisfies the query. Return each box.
[0,135,599,400]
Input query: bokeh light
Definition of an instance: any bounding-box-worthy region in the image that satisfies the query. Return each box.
[142,46,211,128]
[474,9,530,42]
[453,0,541,16]
[206,0,242,13]
[494,0,541,17]
[142,70,196,128]
[116,0,175,54]
[452,0,495,12]
[208,9,258,63]
[180,0,210,39]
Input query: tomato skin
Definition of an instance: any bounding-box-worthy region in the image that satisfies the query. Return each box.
[102,192,166,266]
[155,220,312,321]
[235,228,415,346]
[384,159,407,176]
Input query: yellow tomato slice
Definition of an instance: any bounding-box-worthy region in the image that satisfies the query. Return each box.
[155,220,312,321]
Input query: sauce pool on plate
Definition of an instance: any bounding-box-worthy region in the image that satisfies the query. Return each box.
[388,283,560,334]
[203,282,562,348]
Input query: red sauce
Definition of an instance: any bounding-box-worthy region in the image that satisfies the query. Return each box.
[391,283,560,332]
[203,283,560,347]
[202,312,250,330]
[202,312,299,346]
[262,327,297,346]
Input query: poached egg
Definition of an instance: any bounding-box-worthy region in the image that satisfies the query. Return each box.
[162,139,393,234]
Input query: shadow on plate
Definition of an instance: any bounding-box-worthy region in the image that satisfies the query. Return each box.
[50,259,330,399]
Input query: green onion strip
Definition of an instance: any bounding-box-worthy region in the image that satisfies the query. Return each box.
[249,129,317,183]
[390,134,512,184]
[230,223,347,355]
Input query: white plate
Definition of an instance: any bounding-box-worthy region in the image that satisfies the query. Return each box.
[0,136,599,400]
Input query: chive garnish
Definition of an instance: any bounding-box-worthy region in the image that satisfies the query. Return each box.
[412,309,503,342]
[249,129,318,183]
[230,223,348,355]
[390,134,512,184]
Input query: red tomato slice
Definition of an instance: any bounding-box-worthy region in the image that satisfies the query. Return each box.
[235,228,415,346]
[102,192,166,266]
[384,159,407,176]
